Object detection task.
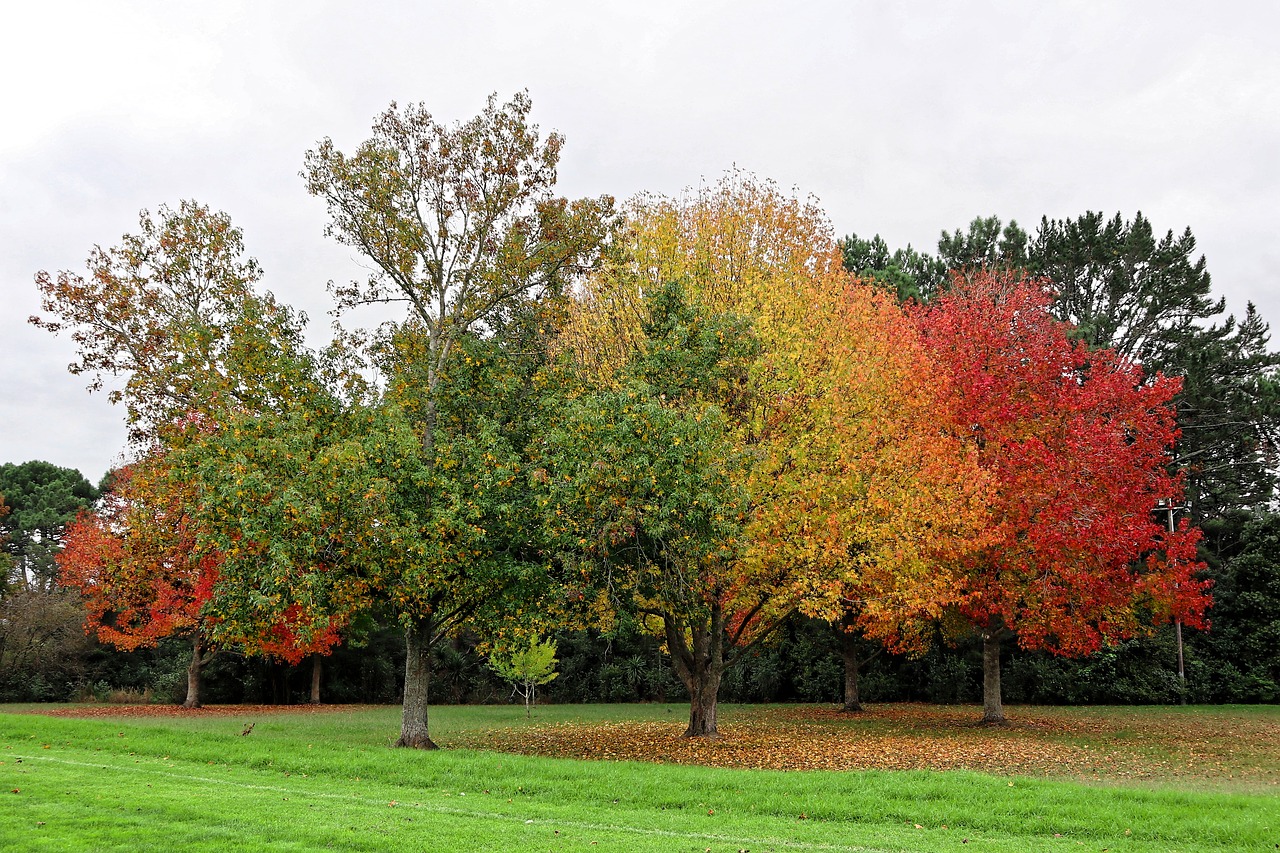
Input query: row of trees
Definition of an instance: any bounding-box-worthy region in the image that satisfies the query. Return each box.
[23,93,1257,745]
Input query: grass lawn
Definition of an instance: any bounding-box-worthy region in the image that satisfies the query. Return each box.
[1,702,1276,851]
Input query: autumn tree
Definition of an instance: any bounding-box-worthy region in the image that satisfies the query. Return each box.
[60,454,342,708]
[913,271,1211,723]
[1030,212,1280,520]
[31,201,310,449]
[845,212,1280,521]
[59,457,219,708]
[768,284,989,714]
[546,283,755,737]
[302,92,616,748]
[556,176,987,736]
[34,201,343,706]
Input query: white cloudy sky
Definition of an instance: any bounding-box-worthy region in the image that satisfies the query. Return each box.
[3,0,1277,484]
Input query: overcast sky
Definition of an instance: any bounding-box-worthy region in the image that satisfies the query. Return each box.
[3,0,1277,485]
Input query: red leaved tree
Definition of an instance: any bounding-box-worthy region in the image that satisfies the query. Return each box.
[59,457,341,707]
[914,271,1211,723]
[60,460,218,708]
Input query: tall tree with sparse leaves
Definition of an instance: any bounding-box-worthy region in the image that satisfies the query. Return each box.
[303,91,617,748]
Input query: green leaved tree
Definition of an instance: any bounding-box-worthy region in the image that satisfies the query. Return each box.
[302,92,617,749]
[489,637,559,717]
[0,461,98,593]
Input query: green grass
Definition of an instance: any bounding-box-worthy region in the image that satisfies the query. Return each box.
[1,704,1277,851]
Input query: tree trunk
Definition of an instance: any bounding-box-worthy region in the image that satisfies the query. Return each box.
[684,667,723,737]
[840,628,863,713]
[665,612,725,738]
[183,635,204,709]
[309,654,322,705]
[396,617,438,749]
[981,630,1006,725]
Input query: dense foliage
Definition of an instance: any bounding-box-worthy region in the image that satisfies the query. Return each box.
[9,92,1276,725]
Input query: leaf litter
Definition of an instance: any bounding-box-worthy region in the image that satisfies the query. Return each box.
[456,704,1280,787]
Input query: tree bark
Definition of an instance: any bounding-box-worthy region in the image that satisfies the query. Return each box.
[665,612,726,738]
[183,635,205,709]
[396,617,438,749]
[685,670,722,737]
[309,653,322,705]
[840,628,863,713]
[981,629,1006,725]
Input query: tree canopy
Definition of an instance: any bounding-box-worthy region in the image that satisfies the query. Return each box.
[31,201,311,448]
[0,461,98,593]
[300,92,618,748]
[555,175,989,736]
[913,271,1211,723]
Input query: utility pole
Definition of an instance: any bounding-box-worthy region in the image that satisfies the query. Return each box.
[1163,500,1187,704]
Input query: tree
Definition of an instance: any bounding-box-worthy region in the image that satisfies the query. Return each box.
[59,452,344,708]
[58,457,218,708]
[0,464,98,702]
[31,201,310,448]
[839,216,1028,302]
[0,586,94,701]
[913,271,1211,723]
[758,279,990,709]
[35,201,338,708]
[1195,512,1280,700]
[838,234,946,303]
[1032,212,1215,364]
[1031,212,1280,521]
[0,497,11,592]
[936,216,1029,287]
[847,212,1280,521]
[547,284,756,737]
[302,92,616,748]
[556,175,987,736]
[0,461,98,592]
[488,637,559,716]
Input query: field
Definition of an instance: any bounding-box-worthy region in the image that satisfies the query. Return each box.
[1,702,1277,851]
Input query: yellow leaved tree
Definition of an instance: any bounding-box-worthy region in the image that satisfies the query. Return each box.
[553,173,987,736]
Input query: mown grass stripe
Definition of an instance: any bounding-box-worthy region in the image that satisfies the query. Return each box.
[17,752,921,852]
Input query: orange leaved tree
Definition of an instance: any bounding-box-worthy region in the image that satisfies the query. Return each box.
[59,459,219,707]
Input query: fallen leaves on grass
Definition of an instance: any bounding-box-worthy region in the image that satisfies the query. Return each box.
[456,704,1280,785]
[462,717,1088,774]
[31,701,1280,787]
